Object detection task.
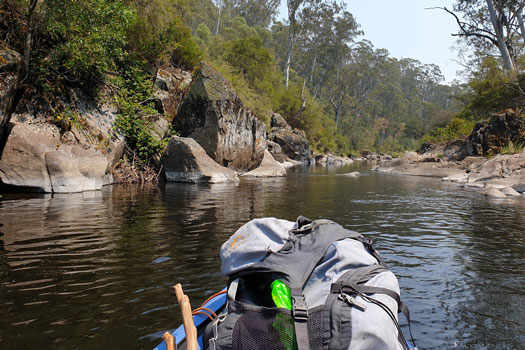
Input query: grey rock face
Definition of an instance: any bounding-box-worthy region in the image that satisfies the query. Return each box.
[0,123,111,192]
[161,136,239,183]
[173,63,266,171]
[242,150,286,178]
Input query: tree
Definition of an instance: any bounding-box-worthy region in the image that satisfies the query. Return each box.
[434,0,525,71]
[1,0,38,141]
[226,0,281,28]
[285,0,306,87]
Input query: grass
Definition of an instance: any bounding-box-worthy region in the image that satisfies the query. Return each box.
[500,141,524,155]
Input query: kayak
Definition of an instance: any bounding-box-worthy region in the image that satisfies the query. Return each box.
[154,289,227,350]
[153,288,417,350]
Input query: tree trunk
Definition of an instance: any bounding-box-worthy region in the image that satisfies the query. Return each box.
[285,30,295,88]
[486,0,516,71]
[517,9,525,44]
[215,0,222,35]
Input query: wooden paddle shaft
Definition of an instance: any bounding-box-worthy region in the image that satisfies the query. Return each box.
[163,332,176,350]
[174,284,198,350]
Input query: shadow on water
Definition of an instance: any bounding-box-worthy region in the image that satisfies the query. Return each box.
[0,166,524,349]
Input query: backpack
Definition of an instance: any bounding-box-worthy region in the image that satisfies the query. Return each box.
[203,216,416,350]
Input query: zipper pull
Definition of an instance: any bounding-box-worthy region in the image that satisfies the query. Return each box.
[339,293,367,311]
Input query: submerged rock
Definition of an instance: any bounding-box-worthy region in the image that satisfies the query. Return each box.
[241,150,286,178]
[501,187,521,197]
[174,63,266,171]
[161,136,239,183]
[485,187,507,198]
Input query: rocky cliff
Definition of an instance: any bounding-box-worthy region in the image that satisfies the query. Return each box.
[173,63,267,171]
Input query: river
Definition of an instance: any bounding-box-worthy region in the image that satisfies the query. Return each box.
[1,164,524,349]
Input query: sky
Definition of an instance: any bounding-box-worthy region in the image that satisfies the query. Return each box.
[280,0,464,84]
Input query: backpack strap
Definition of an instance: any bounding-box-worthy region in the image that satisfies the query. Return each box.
[291,288,310,350]
[331,265,417,349]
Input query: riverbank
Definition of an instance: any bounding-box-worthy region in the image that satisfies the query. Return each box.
[374,151,525,199]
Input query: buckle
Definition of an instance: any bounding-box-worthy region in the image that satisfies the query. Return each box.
[292,295,308,321]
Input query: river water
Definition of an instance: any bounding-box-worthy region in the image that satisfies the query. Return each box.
[1,164,524,349]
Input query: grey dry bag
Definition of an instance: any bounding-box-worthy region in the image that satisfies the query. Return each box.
[204,216,416,350]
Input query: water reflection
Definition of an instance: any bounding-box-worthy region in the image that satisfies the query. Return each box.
[0,168,524,349]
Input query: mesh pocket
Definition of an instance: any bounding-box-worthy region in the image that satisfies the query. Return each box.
[232,310,297,350]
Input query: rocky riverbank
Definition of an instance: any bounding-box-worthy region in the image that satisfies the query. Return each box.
[373,110,525,199]
[0,57,354,192]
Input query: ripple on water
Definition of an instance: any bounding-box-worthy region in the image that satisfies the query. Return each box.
[0,173,524,349]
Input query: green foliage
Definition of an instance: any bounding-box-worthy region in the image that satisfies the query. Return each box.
[224,36,273,84]
[422,117,476,144]
[167,18,202,70]
[113,68,166,163]
[457,57,523,120]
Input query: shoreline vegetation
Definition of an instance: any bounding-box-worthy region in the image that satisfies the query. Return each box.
[0,1,524,193]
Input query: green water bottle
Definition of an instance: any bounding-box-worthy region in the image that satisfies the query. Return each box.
[271,279,292,310]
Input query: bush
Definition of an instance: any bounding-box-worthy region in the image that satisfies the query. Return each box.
[167,18,202,70]
[224,36,273,85]
[422,117,476,144]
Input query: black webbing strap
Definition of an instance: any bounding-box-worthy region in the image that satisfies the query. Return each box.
[291,289,310,350]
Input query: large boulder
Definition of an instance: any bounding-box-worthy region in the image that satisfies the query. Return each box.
[241,150,286,178]
[0,48,21,72]
[173,63,266,171]
[0,123,112,192]
[161,136,239,183]
[467,109,525,156]
[268,113,310,162]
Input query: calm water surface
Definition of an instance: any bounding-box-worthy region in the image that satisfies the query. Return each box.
[1,165,524,349]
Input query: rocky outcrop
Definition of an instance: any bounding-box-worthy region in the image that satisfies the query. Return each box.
[0,123,115,192]
[173,63,266,171]
[268,113,310,162]
[154,66,192,118]
[315,153,353,167]
[161,136,239,183]
[467,109,525,156]
[241,150,286,178]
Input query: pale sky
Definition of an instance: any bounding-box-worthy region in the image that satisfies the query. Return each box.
[280,0,464,84]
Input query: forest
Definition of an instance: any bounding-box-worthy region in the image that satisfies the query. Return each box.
[1,0,524,159]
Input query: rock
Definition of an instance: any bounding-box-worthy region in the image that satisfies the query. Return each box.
[269,123,310,162]
[0,123,111,192]
[468,109,525,156]
[340,171,360,178]
[403,151,420,162]
[161,136,239,183]
[501,187,521,197]
[0,123,58,192]
[173,63,266,171]
[242,150,286,178]
[485,187,507,198]
[271,113,291,130]
[45,146,108,193]
[0,48,21,72]
[267,140,287,162]
[154,66,192,118]
[443,139,469,161]
[442,172,469,183]
[468,154,525,184]
[149,115,171,140]
[417,142,435,155]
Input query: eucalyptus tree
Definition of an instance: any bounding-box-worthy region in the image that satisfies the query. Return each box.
[226,0,281,28]
[435,0,525,71]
